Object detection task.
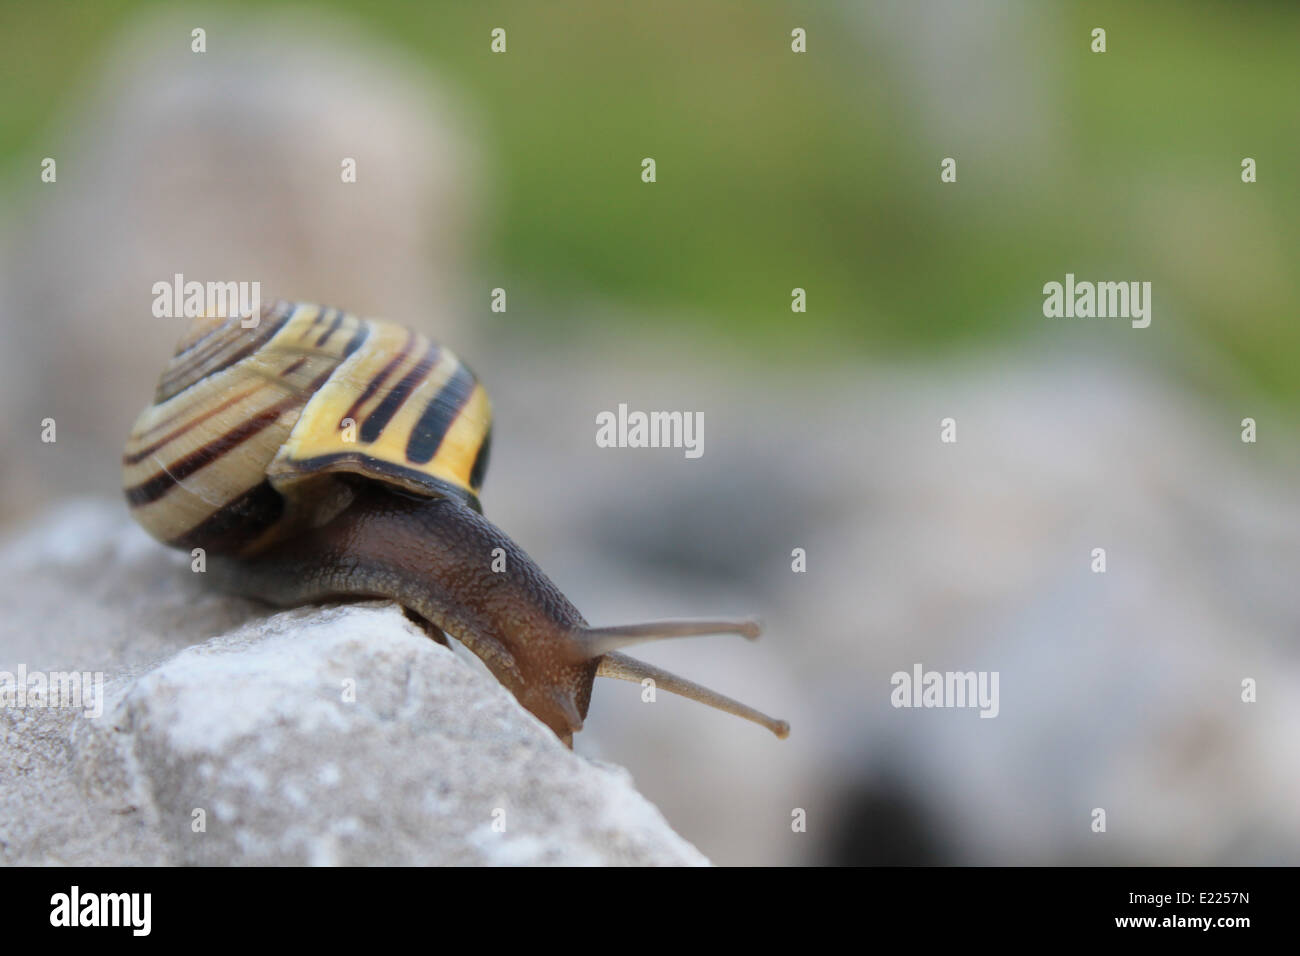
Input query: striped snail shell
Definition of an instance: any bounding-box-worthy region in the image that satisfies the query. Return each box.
[123,300,491,556]
[123,301,788,745]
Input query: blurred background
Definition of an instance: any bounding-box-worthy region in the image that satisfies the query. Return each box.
[1,0,1298,864]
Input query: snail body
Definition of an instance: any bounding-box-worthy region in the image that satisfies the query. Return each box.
[123,301,788,744]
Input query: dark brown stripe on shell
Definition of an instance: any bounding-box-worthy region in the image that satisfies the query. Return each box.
[171,317,240,366]
[305,305,332,333]
[156,304,293,403]
[315,308,346,346]
[123,384,267,466]
[341,328,414,428]
[405,363,476,465]
[125,406,285,508]
[281,357,309,377]
[468,425,491,491]
[127,366,336,508]
[340,321,369,359]
[167,300,288,371]
[175,321,229,359]
[359,342,438,443]
[134,317,345,444]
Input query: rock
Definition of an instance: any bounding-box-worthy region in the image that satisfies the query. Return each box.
[0,502,708,866]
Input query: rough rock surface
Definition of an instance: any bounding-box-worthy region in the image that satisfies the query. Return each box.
[0,503,708,866]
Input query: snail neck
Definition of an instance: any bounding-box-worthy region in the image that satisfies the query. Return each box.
[213,482,597,741]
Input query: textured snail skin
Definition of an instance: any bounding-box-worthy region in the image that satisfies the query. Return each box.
[211,481,598,742]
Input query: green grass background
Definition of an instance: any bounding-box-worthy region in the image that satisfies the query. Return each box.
[1,0,1296,405]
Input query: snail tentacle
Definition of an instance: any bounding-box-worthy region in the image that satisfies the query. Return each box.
[597,651,790,739]
[570,617,762,660]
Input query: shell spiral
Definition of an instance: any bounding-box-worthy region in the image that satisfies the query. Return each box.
[123,301,493,556]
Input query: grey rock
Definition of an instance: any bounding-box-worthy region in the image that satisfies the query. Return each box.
[0,504,708,866]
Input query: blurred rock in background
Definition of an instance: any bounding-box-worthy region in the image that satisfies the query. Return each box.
[481,336,1300,865]
[0,8,479,525]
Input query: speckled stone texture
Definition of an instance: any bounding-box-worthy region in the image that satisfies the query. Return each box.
[0,502,708,866]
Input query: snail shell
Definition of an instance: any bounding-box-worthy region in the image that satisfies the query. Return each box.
[123,301,491,555]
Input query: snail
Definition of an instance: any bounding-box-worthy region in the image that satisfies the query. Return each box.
[123,300,789,746]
